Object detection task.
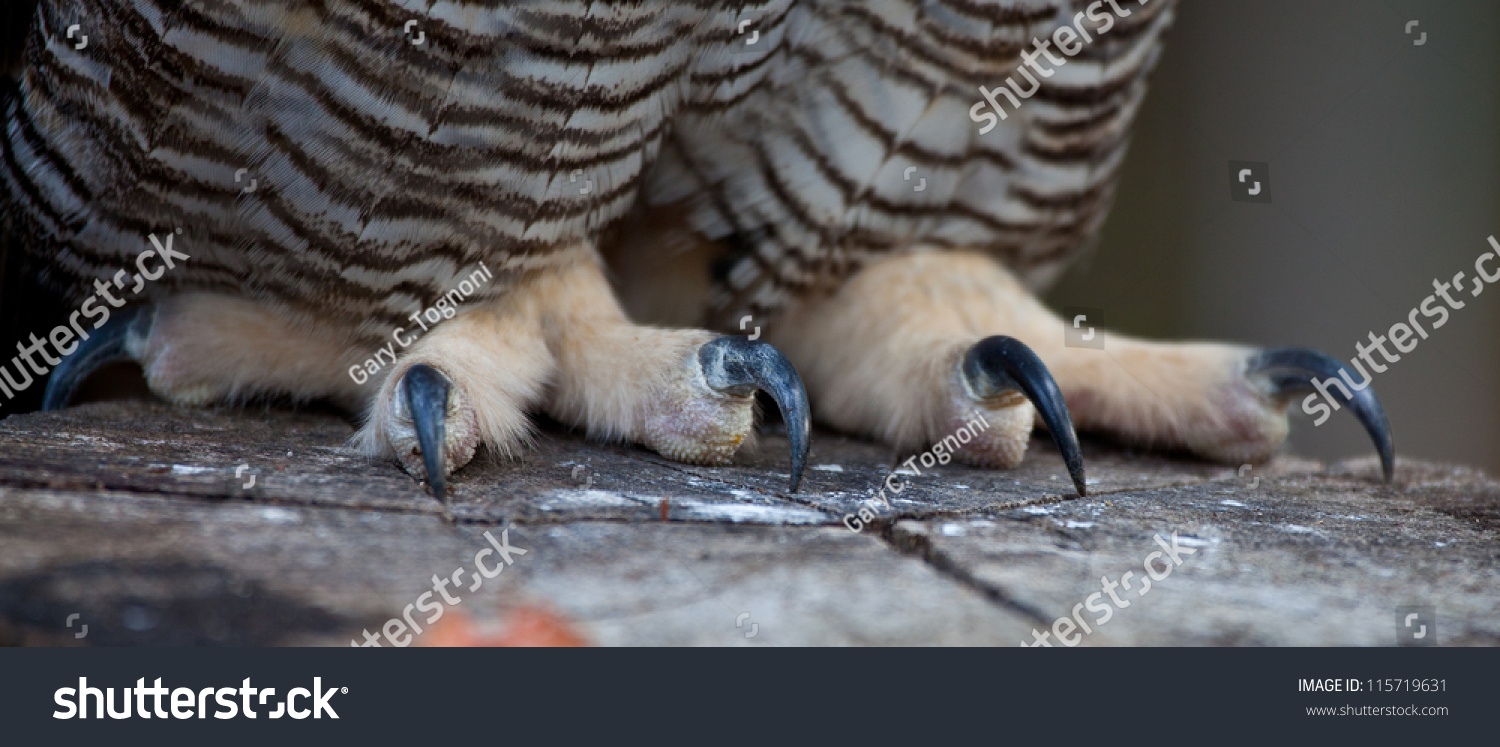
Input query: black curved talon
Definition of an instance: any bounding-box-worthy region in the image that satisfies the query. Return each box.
[698,336,811,493]
[43,305,153,411]
[1247,347,1395,482]
[402,363,453,501]
[961,335,1087,497]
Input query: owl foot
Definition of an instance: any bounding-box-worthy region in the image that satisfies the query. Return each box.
[384,363,473,502]
[352,293,553,502]
[767,249,1395,485]
[764,274,1088,492]
[671,335,810,492]
[540,259,811,492]
[548,328,809,493]
[356,254,812,499]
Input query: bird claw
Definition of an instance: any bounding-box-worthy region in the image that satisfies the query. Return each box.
[961,335,1087,497]
[697,336,811,493]
[1246,347,1395,482]
[398,363,455,501]
[43,305,153,410]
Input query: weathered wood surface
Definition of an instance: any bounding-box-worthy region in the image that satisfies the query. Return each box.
[0,401,1495,646]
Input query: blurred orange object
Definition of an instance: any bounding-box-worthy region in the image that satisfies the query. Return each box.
[420,607,590,647]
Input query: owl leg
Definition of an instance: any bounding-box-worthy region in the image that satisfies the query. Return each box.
[769,250,1393,486]
[39,292,501,500]
[360,252,809,499]
[44,293,370,411]
[762,254,1086,495]
[537,257,810,493]
[35,288,540,500]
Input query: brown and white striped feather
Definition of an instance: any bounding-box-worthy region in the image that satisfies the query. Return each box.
[2,0,1175,342]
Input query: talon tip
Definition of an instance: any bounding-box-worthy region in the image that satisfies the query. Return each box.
[962,336,1086,498]
[1249,347,1395,485]
[788,447,807,494]
[700,336,812,494]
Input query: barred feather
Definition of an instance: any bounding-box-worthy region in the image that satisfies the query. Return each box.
[2,0,1174,339]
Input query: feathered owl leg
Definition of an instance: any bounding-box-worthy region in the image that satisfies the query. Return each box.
[770,250,1393,484]
[535,256,809,492]
[359,250,808,498]
[44,293,372,412]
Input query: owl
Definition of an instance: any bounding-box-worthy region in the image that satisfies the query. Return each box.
[1,0,1391,500]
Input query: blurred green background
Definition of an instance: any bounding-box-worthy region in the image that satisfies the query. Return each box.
[1048,0,1500,474]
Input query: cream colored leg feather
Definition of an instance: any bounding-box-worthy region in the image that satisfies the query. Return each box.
[136,293,368,410]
